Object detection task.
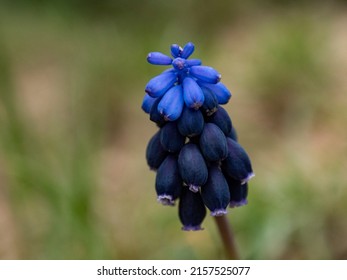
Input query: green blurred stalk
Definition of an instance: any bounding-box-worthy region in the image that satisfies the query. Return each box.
[214,216,239,260]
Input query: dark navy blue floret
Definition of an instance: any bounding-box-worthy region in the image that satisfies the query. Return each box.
[224,175,249,208]
[199,123,228,162]
[207,105,233,136]
[149,97,166,127]
[222,138,254,184]
[179,187,206,231]
[201,165,230,216]
[160,122,185,153]
[201,87,218,116]
[155,155,182,206]
[178,143,208,193]
[146,130,167,171]
[177,106,204,137]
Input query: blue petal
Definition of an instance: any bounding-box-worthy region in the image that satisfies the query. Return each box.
[181,42,195,59]
[182,77,205,109]
[157,85,184,121]
[147,52,173,65]
[179,187,206,231]
[186,59,202,66]
[141,94,157,114]
[170,44,183,58]
[199,82,231,104]
[190,66,221,84]
[201,165,230,216]
[145,71,177,98]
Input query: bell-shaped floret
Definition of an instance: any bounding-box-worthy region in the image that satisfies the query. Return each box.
[160,122,185,153]
[145,70,177,98]
[149,97,166,127]
[155,155,182,206]
[170,44,183,58]
[228,126,238,142]
[225,175,248,208]
[200,87,218,116]
[201,165,230,216]
[186,59,202,67]
[199,82,231,104]
[178,143,208,193]
[146,130,167,170]
[158,85,184,121]
[199,123,228,162]
[179,187,206,231]
[207,105,232,136]
[141,94,157,114]
[147,52,173,65]
[181,42,195,59]
[177,106,204,137]
[190,66,221,84]
[183,77,205,109]
[222,138,254,184]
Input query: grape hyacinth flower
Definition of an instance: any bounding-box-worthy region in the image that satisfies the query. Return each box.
[142,42,254,235]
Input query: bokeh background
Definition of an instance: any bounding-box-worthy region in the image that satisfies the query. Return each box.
[1,0,347,260]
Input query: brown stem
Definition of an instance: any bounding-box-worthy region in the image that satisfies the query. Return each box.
[214,215,240,260]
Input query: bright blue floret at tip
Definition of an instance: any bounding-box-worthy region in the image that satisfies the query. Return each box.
[143,42,223,118]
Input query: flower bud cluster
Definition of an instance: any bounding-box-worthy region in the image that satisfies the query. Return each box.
[142,43,254,231]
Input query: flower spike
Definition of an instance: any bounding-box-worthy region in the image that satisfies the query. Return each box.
[142,42,253,231]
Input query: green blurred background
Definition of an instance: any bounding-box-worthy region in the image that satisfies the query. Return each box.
[0,0,347,259]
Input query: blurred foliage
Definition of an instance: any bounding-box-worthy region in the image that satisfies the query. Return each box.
[250,14,330,132]
[0,0,347,259]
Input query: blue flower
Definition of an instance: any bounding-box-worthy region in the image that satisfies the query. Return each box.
[143,42,254,230]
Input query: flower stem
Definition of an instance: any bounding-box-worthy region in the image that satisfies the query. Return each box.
[214,215,240,260]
